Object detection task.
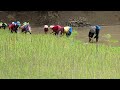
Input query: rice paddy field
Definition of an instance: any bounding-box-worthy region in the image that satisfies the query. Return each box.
[0,26,120,79]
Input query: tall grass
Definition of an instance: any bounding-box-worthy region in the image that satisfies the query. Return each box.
[0,29,120,79]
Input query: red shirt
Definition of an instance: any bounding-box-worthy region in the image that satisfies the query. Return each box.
[52,25,63,32]
[9,24,15,30]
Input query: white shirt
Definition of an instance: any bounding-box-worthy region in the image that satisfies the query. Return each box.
[90,26,96,33]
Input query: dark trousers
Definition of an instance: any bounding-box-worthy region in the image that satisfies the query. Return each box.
[88,32,94,42]
[94,29,100,42]
[66,31,71,37]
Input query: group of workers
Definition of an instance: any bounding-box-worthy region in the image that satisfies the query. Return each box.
[0,21,31,34]
[0,20,101,42]
[44,25,73,37]
[44,24,101,42]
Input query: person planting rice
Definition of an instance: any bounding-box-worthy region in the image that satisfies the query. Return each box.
[9,22,19,33]
[50,25,64,36]
[2,22,7,29]
[8,22,15,30]
[44,25,49,34]
[64,26,73,37]
[21,22,31,34]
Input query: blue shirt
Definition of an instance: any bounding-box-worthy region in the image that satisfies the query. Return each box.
[96,25,101,30]
[69,27,72,33]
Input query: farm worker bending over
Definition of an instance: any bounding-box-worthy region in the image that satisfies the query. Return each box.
[64,26,73,37]
[94,25,101,42]
[88,26,96,42]
[2,22,7,29]
[44,25,49,34]
[50,25,64,36]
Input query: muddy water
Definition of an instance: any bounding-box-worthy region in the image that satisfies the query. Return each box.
[31,25,120,47]
[75,25,120,47]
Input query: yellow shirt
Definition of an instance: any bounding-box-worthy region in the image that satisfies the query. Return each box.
[64,26,70,33]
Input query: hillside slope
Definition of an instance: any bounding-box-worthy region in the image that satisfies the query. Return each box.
[58,11,120,25]
[0,11,120,26]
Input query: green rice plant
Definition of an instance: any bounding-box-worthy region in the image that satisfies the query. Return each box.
[0,28,120,79]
